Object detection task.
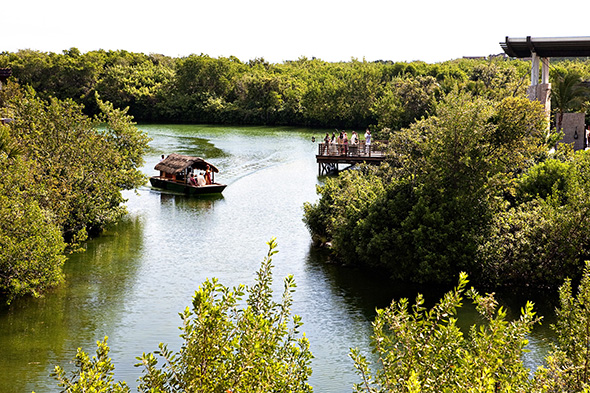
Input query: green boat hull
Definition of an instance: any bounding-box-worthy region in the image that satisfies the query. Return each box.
[149,177,226,195]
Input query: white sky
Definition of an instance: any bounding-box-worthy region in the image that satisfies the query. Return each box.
[4,0,590,64]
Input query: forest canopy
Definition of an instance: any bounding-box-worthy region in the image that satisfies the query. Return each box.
[0,48,540,129]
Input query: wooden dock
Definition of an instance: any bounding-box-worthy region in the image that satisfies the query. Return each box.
[315,142,386,175]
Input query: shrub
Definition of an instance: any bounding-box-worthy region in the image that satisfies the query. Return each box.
[52,239,314,392]
[351,272,540,392]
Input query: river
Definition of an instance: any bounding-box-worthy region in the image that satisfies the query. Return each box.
[0,125,557,392]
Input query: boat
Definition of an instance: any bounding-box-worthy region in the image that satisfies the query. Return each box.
[149,153,227,195]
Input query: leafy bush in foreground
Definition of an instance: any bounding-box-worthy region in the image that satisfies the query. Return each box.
[53,239,313,393]
[53,244,590,392]
[533,262,590,392]
[351,272,539,392]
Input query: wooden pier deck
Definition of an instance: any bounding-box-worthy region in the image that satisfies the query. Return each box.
[315,141,387,175]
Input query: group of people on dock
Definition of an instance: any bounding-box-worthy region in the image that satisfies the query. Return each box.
[321,129,371,156]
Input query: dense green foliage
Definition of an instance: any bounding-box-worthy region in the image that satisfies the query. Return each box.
[7,48,590,389]
[53,240,313,392]
[351,273,539,392]
[0,154,66,304]
[536,262,590,391]
[480,150,590,288]
[5,48,590,130]
[351,263,590,392]
[296,54,590,290]
[303,75,590,290]
[7,87,150,241]
[0,83,150,304]
[305,91,554,286]
[0,49,543,129]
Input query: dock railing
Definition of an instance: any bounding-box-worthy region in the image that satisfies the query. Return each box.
[317,140,387,158]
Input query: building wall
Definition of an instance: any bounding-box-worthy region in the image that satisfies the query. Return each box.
[558,112,586,151]
[527,83,551,116]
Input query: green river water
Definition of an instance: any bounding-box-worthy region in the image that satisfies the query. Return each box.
[0,125,558,392]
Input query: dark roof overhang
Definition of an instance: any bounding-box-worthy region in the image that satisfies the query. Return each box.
[500,36,590,58]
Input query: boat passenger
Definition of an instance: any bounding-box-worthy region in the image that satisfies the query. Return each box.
[197,172,206,186]
[189,173,198,186]
[205,165,212,185]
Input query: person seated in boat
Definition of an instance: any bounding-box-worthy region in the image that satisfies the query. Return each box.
[204,165,212,185]
[189,173,198,186]
[197,172,206,187]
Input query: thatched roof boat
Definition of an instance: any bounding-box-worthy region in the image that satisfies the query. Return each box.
[150,153,226,195]
[154,153,220,175]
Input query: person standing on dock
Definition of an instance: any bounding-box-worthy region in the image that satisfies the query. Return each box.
[350,131,358,156]
[343,132,349,155]
[364,129,371,153]
[350,131,358,145]
[330,133,337,155]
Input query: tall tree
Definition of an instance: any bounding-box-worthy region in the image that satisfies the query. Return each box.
[551,69,590,131]
[7,86,150,242]
[0,154,66,304]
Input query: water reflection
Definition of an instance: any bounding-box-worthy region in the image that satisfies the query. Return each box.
[153,189,225,211]
[305,245,466,317]
[0,216,145,393]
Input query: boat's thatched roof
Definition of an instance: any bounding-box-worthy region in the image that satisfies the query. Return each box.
[154,153,219,174]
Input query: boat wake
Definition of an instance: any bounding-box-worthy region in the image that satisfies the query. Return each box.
[214,151,291,183]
